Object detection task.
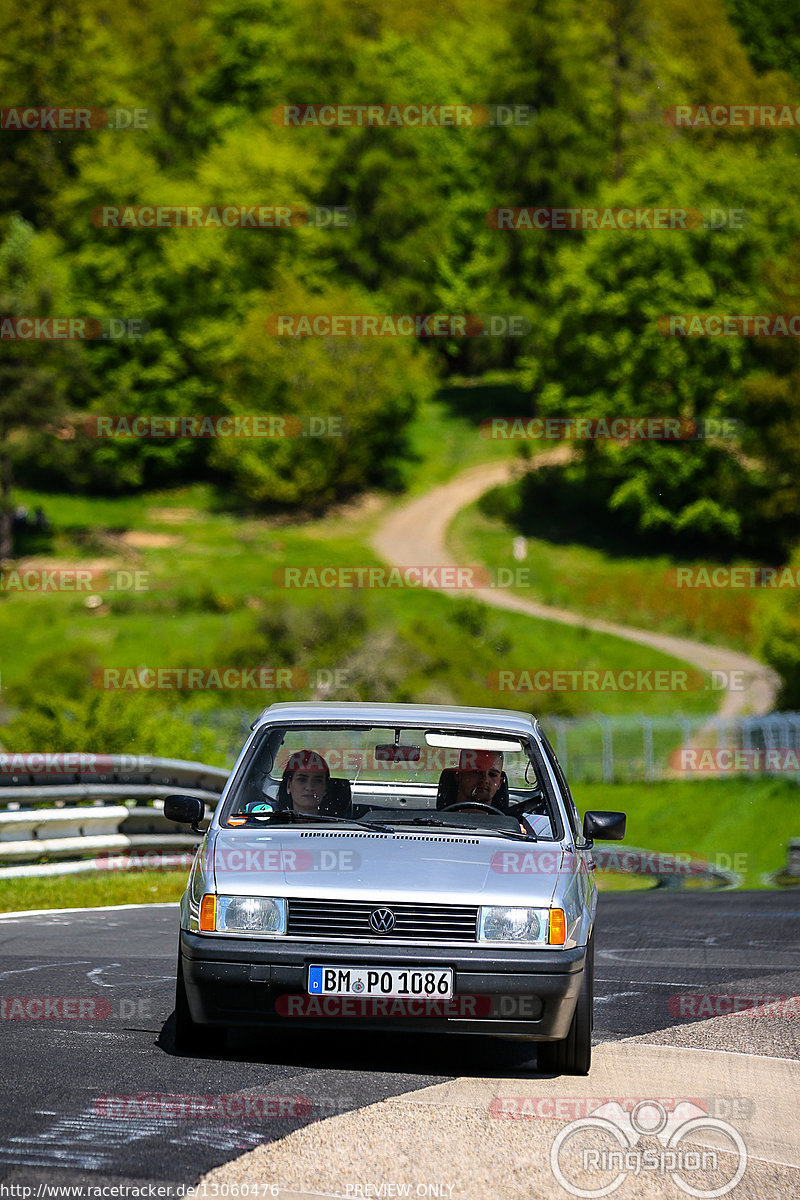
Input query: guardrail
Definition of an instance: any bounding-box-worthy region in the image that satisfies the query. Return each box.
[0,755,229,877]
[592,846,741,889]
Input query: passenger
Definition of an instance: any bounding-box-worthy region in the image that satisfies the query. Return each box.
[280,749,331,814]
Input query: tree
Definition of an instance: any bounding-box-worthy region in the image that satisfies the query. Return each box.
[0,217,85,561]
[514,138,800,552]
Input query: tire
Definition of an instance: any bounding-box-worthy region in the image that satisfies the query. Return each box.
[538,934,593,1075]
[173,953,205,1053]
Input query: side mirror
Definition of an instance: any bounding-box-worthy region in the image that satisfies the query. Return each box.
[163,794,206,833]
[583,810,626,843]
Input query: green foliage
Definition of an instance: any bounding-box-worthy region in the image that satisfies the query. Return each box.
[756,545,800,708]
[722,0,800,80]
[516,140,800,552]
[0,646,223,762]
[0,0,798,545]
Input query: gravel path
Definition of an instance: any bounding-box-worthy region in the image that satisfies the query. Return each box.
[370,454,779,720]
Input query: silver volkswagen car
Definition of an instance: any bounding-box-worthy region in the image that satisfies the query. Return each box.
[165,702,625,1074]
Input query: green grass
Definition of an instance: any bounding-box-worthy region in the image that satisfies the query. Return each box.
[392,387,538,496]
[449,498,761,654]
[0,870,187,912]
[0,463,720,727]
[578,778,799,889]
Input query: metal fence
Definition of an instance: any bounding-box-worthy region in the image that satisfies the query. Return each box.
[541,711,800,784]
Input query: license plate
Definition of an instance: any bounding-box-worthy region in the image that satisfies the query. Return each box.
[308,965,453,998]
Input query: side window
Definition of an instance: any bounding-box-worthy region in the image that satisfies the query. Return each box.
[540,735,582,843]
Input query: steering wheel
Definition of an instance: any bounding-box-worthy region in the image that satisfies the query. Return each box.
[507,788,547,819]
[441,801,510,817]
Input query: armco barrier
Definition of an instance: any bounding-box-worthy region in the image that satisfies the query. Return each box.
[0,755,229,876]
[592,845,741,889]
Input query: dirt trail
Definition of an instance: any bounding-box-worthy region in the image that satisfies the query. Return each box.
[370,451,779,720]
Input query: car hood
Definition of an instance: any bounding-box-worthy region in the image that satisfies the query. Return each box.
[211,827,564,906]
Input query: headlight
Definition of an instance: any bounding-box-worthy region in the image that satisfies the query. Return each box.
[478,906,558,945]
[216,896,287,934]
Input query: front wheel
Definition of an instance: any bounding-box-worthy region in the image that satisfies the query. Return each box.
[538,934,593,1076]
[173,954,204,1053]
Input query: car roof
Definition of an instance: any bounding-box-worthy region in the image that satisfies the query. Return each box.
[252,701,541,740]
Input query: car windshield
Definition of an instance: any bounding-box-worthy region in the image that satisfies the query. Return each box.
[220,723,559,839]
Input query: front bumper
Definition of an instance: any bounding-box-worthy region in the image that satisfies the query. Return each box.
[179,930,586,1039]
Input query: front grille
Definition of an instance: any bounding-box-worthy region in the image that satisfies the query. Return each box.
[286,899,479,942]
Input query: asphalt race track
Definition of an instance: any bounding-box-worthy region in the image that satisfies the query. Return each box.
[0,893,798,1194]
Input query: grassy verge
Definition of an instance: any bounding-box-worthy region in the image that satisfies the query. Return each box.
[1,469,721,749]
[579,778,798,889]
[0,870,187,912]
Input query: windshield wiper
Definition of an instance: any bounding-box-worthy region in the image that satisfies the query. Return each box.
[235,810,397,834]
[401,817,537,841]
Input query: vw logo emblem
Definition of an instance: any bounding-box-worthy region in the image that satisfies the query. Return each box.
[369,907,396,933]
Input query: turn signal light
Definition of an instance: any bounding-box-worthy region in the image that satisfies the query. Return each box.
[199,893,217,932]
[549,908,567,945]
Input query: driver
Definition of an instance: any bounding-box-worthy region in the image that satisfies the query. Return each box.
[279,749,331,814]
[454,749,504,809]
